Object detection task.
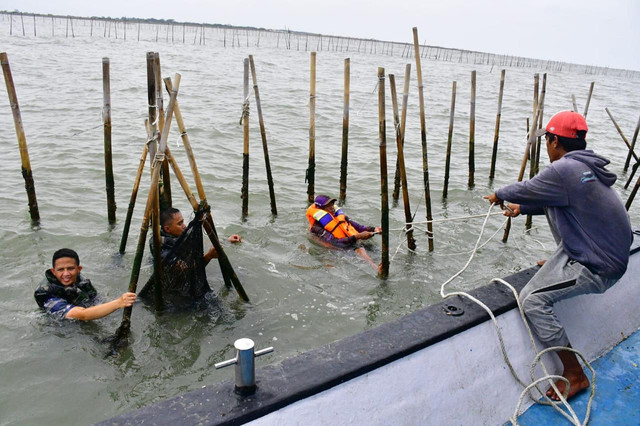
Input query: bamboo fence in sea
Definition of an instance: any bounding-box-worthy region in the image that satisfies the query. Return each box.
[1,11,639,79]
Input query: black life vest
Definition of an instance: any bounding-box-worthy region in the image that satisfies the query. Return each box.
[34,270,98,309]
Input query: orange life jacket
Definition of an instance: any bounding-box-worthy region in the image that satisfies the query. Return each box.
[306,205,359,239]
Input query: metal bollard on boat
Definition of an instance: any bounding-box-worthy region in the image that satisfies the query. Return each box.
[214,338,274,395]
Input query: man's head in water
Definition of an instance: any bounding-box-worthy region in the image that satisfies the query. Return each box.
[161,207,187,237]
[51,248,82,286]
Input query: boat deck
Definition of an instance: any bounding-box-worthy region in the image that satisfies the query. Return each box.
[517,326,640,425]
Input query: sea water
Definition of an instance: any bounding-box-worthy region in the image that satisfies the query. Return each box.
[1,18,639,424]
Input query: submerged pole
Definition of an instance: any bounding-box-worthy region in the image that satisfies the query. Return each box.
[412,27,434,251]
[102,57,116,225]
[443,81,457,199]
[249,55,277,216]
[307,51,317,203]
[339,58,350,204]
[241,58,250,220]
[489,69,505,180]
[1,52,40,226]
[389,73,416,251]
[468,70,476,188]
[378,68,389,278]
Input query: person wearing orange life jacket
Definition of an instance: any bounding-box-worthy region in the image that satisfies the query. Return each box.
[306,194,382,271]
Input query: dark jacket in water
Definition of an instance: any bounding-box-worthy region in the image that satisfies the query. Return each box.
[496,150,633,278]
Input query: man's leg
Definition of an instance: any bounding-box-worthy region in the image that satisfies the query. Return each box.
[520,246,616,400]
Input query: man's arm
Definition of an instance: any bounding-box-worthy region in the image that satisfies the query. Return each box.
[65,292,136,321]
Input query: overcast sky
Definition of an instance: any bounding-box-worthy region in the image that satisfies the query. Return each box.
[4,0,639,70]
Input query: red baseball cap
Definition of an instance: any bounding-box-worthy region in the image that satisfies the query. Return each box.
[535,111,588,139]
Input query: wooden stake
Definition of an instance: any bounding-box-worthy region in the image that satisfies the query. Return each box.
[307,52,317,203]
[626,173,640,211]
[605,107,638,165]
[102,57,116,225]
[154,53,172,210]
[249,55,277,216]
[378,68,389,277]
[623,114,640,172]
[534,73,547,175]
[489,69,505,180]
[571,94,578,112]
[241,58,250,220]
[390,73,416,251]
[164,78,249,301]
[443,81,457,199]
[469,70,476,187]
[583,82,594,118]
[412,27,434,251]
[339,58,350,204]
[1,52,40,226]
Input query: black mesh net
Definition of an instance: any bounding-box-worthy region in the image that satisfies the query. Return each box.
[139,206,217,310]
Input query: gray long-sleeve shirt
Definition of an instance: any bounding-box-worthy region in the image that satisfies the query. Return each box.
[496,150,632,278]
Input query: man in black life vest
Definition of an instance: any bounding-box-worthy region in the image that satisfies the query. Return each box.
[306,195,381,272]
[34,248,136,320]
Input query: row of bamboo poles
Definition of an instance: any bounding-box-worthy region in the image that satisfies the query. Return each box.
[2,11,638,79]
[3,34,640,281]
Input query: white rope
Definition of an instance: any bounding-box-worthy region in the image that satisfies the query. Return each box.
[438,203,595,425]
[354,80,380,116]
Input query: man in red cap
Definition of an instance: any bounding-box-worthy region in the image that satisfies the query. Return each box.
[306,194,382,272]
[485,111,632,401]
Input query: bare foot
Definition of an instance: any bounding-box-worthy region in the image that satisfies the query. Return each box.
[546,370,590,401]
[537,259,547,267]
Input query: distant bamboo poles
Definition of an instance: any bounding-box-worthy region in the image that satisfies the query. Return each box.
[241,58,250,220]
[412,27,434,251]
[103,57,116,225]
[1,52,40,226]
[306,51,317,203]
[339,58,350,204]
[378,68,389,277]
[489,69,505,180]
[443,81,457,199]
[249,55,277,216]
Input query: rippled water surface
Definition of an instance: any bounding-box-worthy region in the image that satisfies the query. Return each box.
[1,19,639,424]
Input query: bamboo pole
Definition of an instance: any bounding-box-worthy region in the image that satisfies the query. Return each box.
[164,78,249,301]
[339,58,350,204]
[623,114,640,172]
[443,81,457,199]
[489,69,505,180]
[534,73,547,175]
[389,73,416,251]
[412,27,434,251]
[378,68,389,277]
[583,82,594,118]
[146,52,158,163]
[114,73,181,344]
[118,133,148,254]
[626,173,640,211]
[241,58,250,220]
[248,55,277,216]
[307,51,317,203]
[571,94,578,112]
[468,70,476,187]
[154,53,172,210]
[102,57,116,225]
[1,52,40,226]
[605,107,638,165]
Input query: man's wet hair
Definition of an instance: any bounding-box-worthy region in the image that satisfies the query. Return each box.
[160,207,181,228]
[52,248,80,268]
[548,130,587,152]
